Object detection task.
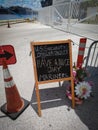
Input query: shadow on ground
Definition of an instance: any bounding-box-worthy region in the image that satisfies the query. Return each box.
[30,82,71,114]
[74,66,98,130]
[30,66,98,130]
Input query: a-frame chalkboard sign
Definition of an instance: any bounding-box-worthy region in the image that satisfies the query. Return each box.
[31,40,75,116]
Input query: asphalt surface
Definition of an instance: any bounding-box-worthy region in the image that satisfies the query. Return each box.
[0,22,98,130]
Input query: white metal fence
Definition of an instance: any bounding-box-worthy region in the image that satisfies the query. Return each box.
[38,1,98,40]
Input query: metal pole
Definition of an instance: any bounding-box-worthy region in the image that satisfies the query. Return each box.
[67,0,72,33]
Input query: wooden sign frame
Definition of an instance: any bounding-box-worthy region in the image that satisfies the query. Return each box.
[31,40,75,116]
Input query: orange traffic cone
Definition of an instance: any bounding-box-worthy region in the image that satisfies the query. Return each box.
[2,60,24,113]
[1,60,29,120]
[7,21,11,28]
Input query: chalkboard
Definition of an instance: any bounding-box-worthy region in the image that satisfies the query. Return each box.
[31,40,75,115]
[31,40,73,83]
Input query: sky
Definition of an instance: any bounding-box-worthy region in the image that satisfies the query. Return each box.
[0,0,42,9]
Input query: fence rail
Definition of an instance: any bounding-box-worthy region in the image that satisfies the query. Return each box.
[85,41,98,67]
[85,41,98,76]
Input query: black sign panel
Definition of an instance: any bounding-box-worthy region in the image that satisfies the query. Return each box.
[41,0,52,7]
[34,43,70,82]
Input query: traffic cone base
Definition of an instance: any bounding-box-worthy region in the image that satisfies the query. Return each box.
[1,98,29,120]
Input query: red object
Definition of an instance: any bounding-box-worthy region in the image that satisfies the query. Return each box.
[67,93,83,105]
[0,45,16,65]
[2,60,24,113]
[77,38,87,67]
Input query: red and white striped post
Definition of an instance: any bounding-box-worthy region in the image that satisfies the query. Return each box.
[77,38,87,67]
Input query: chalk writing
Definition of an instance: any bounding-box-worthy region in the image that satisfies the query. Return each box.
[34,43,71,81]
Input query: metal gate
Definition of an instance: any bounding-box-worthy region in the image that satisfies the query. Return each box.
[85,41,98,76]
[38,0,98,41]
[82,40,98,97]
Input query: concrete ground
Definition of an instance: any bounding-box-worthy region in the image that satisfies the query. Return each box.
[0,22,98,130]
